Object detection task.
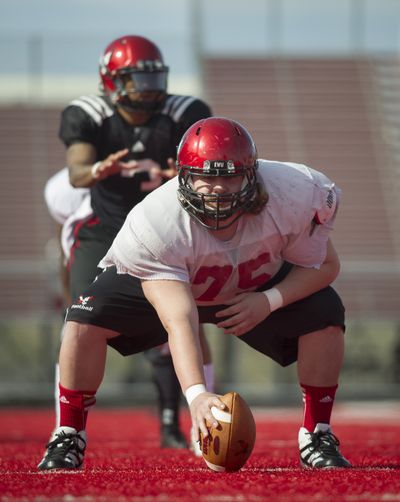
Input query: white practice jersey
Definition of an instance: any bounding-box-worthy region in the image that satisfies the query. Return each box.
[44,167,89,225]
[44,167,92,259]
[99,160,341,306]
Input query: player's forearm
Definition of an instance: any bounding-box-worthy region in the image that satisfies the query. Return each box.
[272,240,340,308]
[68,163,98,187]
[66,143,98,187]
[277,261,338,305]
[167,320,205,393]
[141,279,205,392]
[157,306,205,392]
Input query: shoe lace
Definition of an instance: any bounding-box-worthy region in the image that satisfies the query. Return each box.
[306,430,340,456]
[45,431,85,457]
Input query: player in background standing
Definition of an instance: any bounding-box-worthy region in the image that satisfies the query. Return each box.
[44,168,89,307]
[38,117,351,471]
[44,168,214,452]
[51,34,214,449]
[44,169,90,427]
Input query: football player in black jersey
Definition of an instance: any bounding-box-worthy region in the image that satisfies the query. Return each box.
[58,35,214,450]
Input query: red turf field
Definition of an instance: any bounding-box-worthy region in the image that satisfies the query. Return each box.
[1,403,399,501]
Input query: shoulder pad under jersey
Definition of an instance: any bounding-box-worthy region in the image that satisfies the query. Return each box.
[160,94,199,122]
[68,94,114,126]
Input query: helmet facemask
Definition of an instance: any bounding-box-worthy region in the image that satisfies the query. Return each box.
[107,63,168,112]
[178,161,258,230]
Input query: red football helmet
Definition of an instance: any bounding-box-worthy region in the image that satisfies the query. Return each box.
[99,35,169,112]
[177,117,258,229]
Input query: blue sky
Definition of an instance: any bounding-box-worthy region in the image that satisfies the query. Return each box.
[1,0,399,77]
[1,0,399,102]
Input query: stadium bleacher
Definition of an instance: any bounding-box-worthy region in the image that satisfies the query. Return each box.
[0,57,399,401]
[204,56,400,320]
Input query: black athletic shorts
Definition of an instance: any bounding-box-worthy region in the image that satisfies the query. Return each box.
[69,218,116,300]
[66,264,345,367]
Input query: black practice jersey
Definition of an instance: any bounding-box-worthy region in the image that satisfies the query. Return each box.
[59,94,212,230]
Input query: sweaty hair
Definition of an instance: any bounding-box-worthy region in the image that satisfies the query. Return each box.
[248,179,269,215]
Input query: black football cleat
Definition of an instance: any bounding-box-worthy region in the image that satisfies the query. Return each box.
[161,424,188,449]
[38,427,86,470]
[299,423,351,468]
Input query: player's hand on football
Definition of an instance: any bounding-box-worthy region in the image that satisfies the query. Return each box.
[190,392,227,441]
[215,292,271,336]
[92,148,131,180]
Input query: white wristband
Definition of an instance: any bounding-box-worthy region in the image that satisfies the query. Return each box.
[91,161,102,179]
[185,384,206,406]
[262,287,283,312]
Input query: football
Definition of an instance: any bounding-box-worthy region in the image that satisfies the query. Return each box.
[200,391,256,472]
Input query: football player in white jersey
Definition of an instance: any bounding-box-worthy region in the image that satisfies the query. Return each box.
[38,117,351,471]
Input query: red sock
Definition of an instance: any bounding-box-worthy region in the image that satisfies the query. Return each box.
[59,384,96,432]
[300,383,338,432]
[83,392,96,428]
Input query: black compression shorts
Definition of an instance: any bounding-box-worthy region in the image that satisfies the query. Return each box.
[66,264,345,367]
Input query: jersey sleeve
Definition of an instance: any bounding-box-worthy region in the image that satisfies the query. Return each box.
[261,161,341,269]
[58,103,100,147]
[281,183,341,269]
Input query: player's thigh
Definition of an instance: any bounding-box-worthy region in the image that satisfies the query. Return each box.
[67,266,168,356]
[69,230,112,300]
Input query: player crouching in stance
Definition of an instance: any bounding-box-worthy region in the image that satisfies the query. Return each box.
[38,117,351,471]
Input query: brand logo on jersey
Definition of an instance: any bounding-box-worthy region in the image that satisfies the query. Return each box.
[313,188,337,226]
[60,396,70,404]
[131,140,145,153]
[326,189,335,209]
[78,296,93,306]
[71,296,94,312]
